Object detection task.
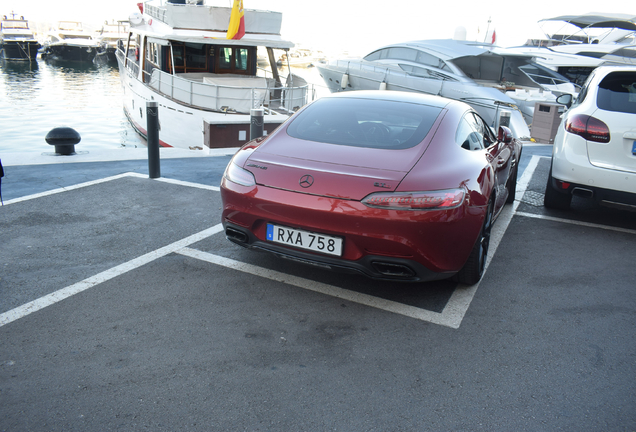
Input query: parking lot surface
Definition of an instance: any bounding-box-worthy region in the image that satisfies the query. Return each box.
[1,149,635,431]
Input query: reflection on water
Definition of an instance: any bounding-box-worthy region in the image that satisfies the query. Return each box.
[0,57,144,153]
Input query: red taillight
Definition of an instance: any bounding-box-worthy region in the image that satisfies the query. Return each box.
[362,189,465,210]
[565,114,610,143]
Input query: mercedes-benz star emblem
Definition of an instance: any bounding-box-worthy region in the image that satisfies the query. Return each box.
[299,174,314,188]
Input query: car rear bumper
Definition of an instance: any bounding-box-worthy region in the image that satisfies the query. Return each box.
[224,221,453,282]
[552,130,636,209]
[221,178,486,281]
[548,175,636,210]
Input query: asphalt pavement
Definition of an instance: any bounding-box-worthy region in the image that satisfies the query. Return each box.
[1,145,634,431]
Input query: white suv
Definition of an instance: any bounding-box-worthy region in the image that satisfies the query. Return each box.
[544,65,636,211]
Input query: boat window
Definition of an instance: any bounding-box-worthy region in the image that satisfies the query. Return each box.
[216,46,254,75]
[454,55,503,81]
[172,45,185,68]
[364,48,450,71]
[146,42,160,66]
[364,48,418,62]
[415,52,450,71]
[185,43,207,69]
[596,71,636,114]
[388,47,418,61]
[363,49,385,61]
[235,48,249,71]
[219,47,232,69]
[286,97,442,149]
[169,42,208,72]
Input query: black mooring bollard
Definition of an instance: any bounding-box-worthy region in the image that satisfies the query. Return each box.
[45,127,81,155]
[147,101,160,179]
[250,108,264,140]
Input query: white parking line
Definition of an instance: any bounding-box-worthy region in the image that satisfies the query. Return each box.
[516,211,636,235]
[2,157,542,330]
[440,155,543,327]
[2,172,141,206]
[0,224,223,328]
[2,172,220,206]
[177,247,456,326]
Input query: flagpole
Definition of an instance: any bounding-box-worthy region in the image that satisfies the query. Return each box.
[484,16,491,43]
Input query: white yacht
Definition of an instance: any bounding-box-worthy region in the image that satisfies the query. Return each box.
[509,13,636,85]
[40,21,100,63]
[317,39,578,137]
[116,0,314,150]
[0,12,40,61]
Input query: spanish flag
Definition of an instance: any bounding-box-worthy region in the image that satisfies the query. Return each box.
[227,0,245,40]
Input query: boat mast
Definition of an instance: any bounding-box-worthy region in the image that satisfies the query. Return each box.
[483,16,491,43]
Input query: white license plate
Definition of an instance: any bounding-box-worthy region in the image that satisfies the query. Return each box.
[266,224,343,256]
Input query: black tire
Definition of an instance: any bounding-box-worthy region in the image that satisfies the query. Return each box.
[456,198,494,285]
[506,165,518,204]
[544,168,572,210]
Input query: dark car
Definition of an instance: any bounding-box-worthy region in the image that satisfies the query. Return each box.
[221,91,522,284]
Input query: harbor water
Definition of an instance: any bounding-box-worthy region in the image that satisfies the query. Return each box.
[0,58,328,155]
[0,58,145,154]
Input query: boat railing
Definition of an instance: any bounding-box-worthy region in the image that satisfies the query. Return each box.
[146,68,311,114]
[145,3,168,23]
[521,71,574,88]
[117,49,140,77]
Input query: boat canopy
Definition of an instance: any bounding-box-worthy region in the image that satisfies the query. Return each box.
[540,13,636,31]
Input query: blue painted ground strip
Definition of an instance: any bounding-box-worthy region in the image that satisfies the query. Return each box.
[2,145,552,202]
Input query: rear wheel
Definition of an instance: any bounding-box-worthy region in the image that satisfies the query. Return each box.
[456,198,494,285]
[544,168,572,210]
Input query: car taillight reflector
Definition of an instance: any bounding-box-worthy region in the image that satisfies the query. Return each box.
[362,189,465,210]
[565,114,610,143]
[224,162,256,187]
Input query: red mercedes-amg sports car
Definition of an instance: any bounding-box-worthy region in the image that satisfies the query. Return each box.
[221,91,522,284]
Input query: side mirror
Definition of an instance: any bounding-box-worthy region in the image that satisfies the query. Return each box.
[497,126,513,144]
[556,93,573,109]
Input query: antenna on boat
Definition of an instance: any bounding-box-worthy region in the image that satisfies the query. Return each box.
[484,16,491,43]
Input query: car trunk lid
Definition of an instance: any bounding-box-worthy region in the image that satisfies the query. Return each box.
[243,135,432,201]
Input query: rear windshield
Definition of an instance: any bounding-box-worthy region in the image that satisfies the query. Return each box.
[286,97,443,149]
[596,71,636,114]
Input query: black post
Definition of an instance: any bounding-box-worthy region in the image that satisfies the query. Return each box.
[147,101,160,179]
[250,108,264,140]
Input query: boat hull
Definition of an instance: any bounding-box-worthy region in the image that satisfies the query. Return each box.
[0,41,40,60]
[117,55,288,150]
[95,47,118,66]
[41,44,98,63]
